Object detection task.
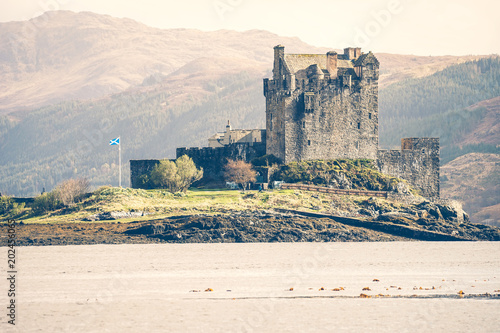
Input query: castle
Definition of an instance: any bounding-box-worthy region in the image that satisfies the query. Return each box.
[131,45,440,197]
[265,45,379,162]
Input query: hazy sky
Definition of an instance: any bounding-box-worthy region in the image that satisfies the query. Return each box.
[1,0,499,55]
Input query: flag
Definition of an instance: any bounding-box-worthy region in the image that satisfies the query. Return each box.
[109,137,120,146]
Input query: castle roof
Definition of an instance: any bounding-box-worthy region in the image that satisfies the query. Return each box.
[353,52,379,66]
[337,67,357,77]
[284,54,353,74]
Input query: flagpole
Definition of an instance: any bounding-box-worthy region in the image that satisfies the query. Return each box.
[119,136,122,187]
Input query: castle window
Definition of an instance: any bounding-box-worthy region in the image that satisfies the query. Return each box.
[369,113,372,119]
[367,78,371,84]
[308,140,311,146]
[357,122,361,129]
[303,121,305,128]
[304,92,314,113]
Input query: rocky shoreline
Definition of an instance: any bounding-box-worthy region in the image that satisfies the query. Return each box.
[2,207,499,246]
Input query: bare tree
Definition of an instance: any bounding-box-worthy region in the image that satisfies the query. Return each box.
[224,159,257,191]
[56,178,90,206]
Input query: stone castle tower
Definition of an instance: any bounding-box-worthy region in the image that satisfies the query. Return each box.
[264,45,380,163]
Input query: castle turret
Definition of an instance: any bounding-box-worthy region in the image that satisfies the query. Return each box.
[223,120,231,145]
[326,51,338,79]
[273,45,285,82]
[344,47,362,60]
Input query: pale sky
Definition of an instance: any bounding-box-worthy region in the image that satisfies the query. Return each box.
[1,0,499,55]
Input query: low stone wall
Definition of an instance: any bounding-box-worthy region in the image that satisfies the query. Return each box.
[280,183,388,198]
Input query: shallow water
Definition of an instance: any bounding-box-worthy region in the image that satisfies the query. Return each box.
[2,242,500,332]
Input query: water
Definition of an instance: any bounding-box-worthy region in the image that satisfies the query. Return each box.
[2,242,500,332]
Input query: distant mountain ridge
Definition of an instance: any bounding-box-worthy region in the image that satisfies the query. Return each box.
[0,10,492,114]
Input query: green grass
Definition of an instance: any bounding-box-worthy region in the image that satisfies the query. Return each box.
[0,186,375,224]
[2,185,410,224]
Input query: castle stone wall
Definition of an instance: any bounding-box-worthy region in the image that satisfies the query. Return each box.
[377,138,440,198]
[264,46,379,163]
[130,159,161,189]
[176,142,266,182]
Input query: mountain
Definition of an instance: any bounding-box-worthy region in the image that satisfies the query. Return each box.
[458,96,500,147]
[441,153,499,226]
[2,56,499,199]
[0,11,491,115]
[0,11,322,114]
[375,53,488,88]
[379,57,500,163]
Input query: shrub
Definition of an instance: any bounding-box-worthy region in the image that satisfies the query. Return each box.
[32,191,61,214]
[150,156,203,193]
[175,155,204,192]
[10,202,25,217]
[251,154,282,167]
[150,160,179,191]
[272,159,404,191]
[0,196,13,214]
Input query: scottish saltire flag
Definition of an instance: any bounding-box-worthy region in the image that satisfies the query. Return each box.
[109,137,120,145]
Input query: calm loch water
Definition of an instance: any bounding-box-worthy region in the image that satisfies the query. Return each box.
[2,242,500,332]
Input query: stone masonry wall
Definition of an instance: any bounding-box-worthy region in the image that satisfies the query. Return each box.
[130,159,161,189]
[377,138,440,198]
[285,79,378,163]
[130,144,266,189]
[264,49,379,164]
[176,142,266,183]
